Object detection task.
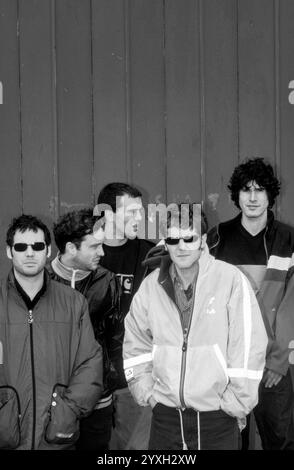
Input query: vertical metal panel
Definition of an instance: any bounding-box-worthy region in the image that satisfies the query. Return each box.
[238,0,276,162]
[0,0,21,274]
[129,0,166,203]
[55,0,93,213]
[279,0,294,225]
[202,0,239,227]
[18,0,56,222]
[165,0,202,203]
[92,0,127,196]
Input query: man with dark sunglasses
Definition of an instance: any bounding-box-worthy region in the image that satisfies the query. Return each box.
[0,214,102,450]
[123,204,267,450]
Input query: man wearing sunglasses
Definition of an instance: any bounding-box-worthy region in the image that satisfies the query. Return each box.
[0,214,102,450]
[123,204,267,450]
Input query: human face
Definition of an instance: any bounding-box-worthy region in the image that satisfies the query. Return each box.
[165,226,206,271]
[73,229,104,271]
[239,180,269,220]
[7,229,50,278]
[114,195,143,240]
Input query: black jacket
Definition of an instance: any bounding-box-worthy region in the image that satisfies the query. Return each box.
[48,263,124,393]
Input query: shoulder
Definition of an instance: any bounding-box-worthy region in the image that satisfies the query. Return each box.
[272,219,294,238]
[48,277,87,308]
[135,238,155,252]
[207,216,240,246]
[209,257,245,282]
[134,267,160,293]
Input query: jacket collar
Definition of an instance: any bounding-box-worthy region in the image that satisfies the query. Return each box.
[157,243,213,304]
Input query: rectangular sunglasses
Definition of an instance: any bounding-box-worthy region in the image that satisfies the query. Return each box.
[13,242,46,252]
[165,236,199,245]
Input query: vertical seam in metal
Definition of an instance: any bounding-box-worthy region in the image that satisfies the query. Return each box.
[16,0,23,213]
[199,0,206,206]
[90,0,96,205]
[163,0,168,203]
[50,0,59,221]
[274,0,281,219]
[236,0,240,163]
[124,0,132,183]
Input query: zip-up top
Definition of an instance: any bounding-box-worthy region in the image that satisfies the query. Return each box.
[123,244,267,420]
[0,269,103,450]
[207,210,294,375]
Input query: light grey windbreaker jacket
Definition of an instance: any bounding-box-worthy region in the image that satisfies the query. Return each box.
[123,245,268,420]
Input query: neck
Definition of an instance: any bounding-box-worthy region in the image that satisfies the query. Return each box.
[241,212,267,236]
[175,262,199,290]
[60,253,78,270]
[14,269,44,300]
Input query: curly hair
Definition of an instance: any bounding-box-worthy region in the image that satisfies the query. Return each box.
[228,157,281,209]
[53,209,104,254]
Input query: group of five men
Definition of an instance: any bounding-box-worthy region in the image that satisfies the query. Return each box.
[0,158,293,450]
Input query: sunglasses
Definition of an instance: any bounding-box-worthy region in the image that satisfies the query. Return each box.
[165,236,199,246]
[13,242,46,252]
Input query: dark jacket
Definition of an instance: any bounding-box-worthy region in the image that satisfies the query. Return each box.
[0,270,103,450]
[207,210,294,375]
[48,263,124,393]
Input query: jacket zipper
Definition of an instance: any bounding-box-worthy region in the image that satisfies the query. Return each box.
[28,309,36,450]
[263,226,269,263]
[159,282,195,410]
[178,294,195,409]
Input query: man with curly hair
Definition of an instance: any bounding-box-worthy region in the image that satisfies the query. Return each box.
[207,157,294,450]
[49,209,123,451]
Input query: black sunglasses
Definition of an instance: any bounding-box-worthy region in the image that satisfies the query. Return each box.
[13,242,46,252]
[165,236,199,246]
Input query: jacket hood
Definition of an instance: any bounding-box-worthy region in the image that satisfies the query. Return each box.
[141,243,169,271]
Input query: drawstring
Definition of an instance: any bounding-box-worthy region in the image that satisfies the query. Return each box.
[178,409,188,450]
[197,411,201,450]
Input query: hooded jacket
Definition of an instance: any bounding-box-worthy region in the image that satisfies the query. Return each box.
[207,210,294,375]
[0,270,103,450]
[123,244,267,420]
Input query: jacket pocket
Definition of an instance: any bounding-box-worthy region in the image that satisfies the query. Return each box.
[45,384,80,445]
[0,386,21,449]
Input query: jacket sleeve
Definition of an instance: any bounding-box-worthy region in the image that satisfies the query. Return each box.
[268,267,294,375]
[123,281,155,407]
[63,297,103,417]
[220,270,268,419]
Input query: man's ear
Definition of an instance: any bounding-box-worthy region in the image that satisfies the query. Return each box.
[202,233,207,244]
[47,245,52,258]
[6,245,12,260]
[65,241,77,256]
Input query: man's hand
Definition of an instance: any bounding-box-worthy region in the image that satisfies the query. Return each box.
[262,368,283,388]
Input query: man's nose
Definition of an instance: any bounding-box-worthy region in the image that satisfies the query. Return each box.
[98,245,104,257]
[135,210,142,222]
[178,239,186,250]
[249,189,256,201]
[26,246,34,256]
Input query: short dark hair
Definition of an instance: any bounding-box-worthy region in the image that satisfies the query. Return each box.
[228,157,281,209]
[165,203,208,236]
[97,182,142,213]
[6,214,51,247]
[53,209,104,254]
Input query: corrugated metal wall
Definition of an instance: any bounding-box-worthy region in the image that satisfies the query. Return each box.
[0,0,294,273]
